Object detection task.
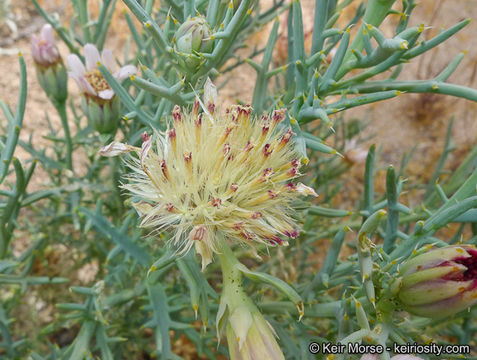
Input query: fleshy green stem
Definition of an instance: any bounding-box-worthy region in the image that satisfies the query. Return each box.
[110,157,124,214]
[216,239,286,360]
[55,100,73,171]
[337,0,397,80]
[217,239,251,309]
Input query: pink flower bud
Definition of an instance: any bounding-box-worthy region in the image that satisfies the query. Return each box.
[31,24,61,67]
[397,245,477,318]
[31,24,68,104]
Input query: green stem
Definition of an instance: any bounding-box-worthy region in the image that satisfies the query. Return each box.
[337,0,397,80]
[77,0,92,43]
[217,240,249,308]
[216,239,286,360]
[110,157,124,214]
[216,239,261,316]
[55,101,73,171]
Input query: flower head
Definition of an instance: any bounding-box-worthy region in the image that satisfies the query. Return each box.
[101,80,317,269]
[67,43,136,100]
[396,244,477,318]
[31,24,67,104]
[31,24,61,67]
[67,44,136,133]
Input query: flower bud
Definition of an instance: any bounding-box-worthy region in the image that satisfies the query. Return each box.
[31,24,68,104]
[226,309,284,360]
[175,16,213,68]
[215,244,286,360]
[31,24,61,67]
[397,245,477,318]
[218,292,284,360]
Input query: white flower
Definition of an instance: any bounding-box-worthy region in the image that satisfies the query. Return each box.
[67,43,136,100]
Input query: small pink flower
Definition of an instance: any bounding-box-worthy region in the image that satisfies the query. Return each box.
[30,24,61,67]
[67,43,136,100]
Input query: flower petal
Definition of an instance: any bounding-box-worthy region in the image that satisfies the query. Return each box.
[40,24,55,45]
[140,134,153,169]
[194,240,213,271]
[295,182,318,197]
[113,65,137,82]
[101,48,116,71]
[67,71,81,86]
[67,54,85,76]
[68,71,96,96]
[84,43,101,70]
[30,36,40,60]
[204,77,217,110]
[79,76,97,96]
[98,89,115,100]
[99,141,136,157]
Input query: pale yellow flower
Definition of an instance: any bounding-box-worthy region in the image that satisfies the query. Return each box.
[101,81,317,269]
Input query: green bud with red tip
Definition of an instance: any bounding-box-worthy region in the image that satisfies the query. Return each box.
[396,245,477,318]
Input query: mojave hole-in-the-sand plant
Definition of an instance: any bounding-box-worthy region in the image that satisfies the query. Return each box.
[1,0,477,359]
